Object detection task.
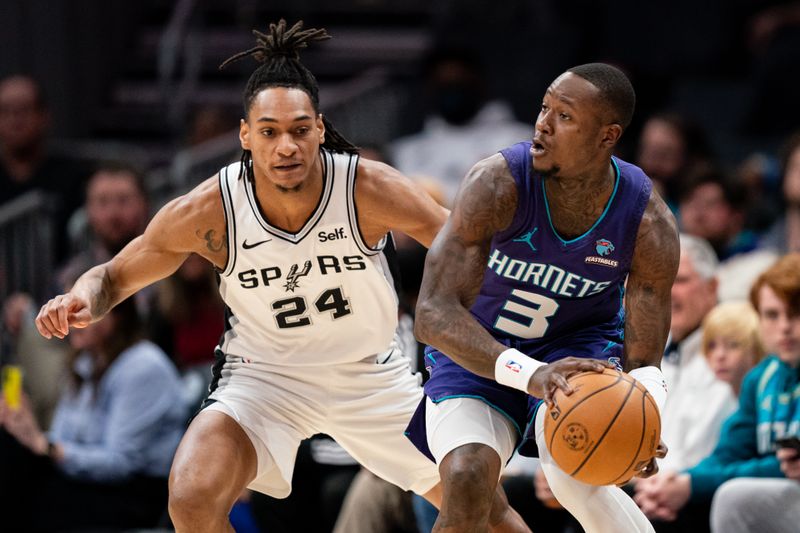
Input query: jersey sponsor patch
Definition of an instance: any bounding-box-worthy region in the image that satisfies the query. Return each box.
[584,256,619,268]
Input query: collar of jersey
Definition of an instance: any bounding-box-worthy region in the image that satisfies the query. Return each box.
[541,157,621,246]
[244,149,334,243]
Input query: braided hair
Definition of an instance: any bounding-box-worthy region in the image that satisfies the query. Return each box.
[220,19,359,181]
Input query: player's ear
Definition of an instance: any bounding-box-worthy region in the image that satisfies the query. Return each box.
[239,118,251,150]
[600,123,622,148]
[317,113,326,144]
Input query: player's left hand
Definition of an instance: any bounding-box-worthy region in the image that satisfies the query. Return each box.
[636,439,667,479]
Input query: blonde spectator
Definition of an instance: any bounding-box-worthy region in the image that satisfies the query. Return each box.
[701,301,765,395]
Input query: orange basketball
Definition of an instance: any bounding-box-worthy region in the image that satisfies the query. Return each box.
[542,367,661,486]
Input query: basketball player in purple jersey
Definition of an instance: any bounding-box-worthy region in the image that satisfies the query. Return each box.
[407,63,679,532]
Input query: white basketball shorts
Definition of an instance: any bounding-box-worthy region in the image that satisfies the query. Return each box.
[425,396,518,469]
[204,344,440,498]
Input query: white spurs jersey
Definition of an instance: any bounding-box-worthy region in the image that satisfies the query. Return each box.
[216,149,400,366]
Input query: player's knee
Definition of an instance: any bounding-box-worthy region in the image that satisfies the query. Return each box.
[441,446,498,499]
[168,461,228,525]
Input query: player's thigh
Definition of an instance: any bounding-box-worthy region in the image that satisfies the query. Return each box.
[427,397,518,469]
[170,409,257,503]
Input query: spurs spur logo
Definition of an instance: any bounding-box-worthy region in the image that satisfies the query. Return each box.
[283,260,312,292]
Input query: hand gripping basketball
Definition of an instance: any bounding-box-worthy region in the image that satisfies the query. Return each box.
[527,357,612,405]
[543,368,663,486]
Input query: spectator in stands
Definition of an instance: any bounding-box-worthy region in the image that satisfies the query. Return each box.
[702,301,765,396]
[150,253,224,371]
[760,131,800,254]
[655,235,736,474]
[1,161,151,428]
[634,299,765,530]
[679,170,754,260]
[0,74,88,261]
[1,291,68,429]
[635,112,715,211]
[636,253,800,532]
[389,46,531,203]
[57,161,149,291]
[679,169,777,301]
[0,297,185,532]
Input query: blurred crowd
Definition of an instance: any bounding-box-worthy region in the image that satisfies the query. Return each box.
[2,3,800,530]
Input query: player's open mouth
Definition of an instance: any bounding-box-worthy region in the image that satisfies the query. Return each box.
[531,141,547,156]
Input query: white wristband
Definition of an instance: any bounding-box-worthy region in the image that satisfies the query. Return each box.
[495,348,546,393]
[629,366,668,413]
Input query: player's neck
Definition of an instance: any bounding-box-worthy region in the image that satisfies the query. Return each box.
[253,157,324,232]
[544,161,616,240]
[545,161,615,207]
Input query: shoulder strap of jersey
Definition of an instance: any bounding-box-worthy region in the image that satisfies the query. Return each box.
[343,150,387,256]
[219,163,239,277]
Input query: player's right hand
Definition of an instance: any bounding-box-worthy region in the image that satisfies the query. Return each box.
[35,293,93,339]
[529,357,611,405]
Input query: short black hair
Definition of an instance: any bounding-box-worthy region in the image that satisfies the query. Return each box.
[88,160,148,201]
[646,112,715,160]
[680,169,748,212]
[567,63,635,130]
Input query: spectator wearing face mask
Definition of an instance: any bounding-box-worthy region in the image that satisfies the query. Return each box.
[389,47,531,203]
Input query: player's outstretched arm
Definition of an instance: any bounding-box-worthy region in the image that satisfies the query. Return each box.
[355,158,449,248]
[35,177,225,339]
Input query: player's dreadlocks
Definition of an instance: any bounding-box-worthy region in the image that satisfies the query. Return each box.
[220,19,359,181]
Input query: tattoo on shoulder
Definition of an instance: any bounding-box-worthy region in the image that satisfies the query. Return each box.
[197,229,227,253]
[457,156,518,238]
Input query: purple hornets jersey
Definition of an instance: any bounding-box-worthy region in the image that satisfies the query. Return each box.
[405,142,653,461]
[470,141,652,361]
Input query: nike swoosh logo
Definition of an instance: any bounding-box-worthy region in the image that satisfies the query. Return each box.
[242,238,272,249]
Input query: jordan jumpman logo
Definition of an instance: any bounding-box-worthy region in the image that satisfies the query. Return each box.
[513,227,538,252]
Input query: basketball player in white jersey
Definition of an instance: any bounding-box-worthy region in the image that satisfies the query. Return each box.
[34,21,530,533]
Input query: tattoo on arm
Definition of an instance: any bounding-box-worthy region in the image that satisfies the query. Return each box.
[90,268,114,318]
[197,229,227,253]
[624,194,679,371]
[415,155,518,378]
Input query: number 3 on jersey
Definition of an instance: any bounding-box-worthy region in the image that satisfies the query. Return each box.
[493,289,559,338]
[272,287,352,329]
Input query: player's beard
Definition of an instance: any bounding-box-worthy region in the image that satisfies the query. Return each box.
[533,162,561,178]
